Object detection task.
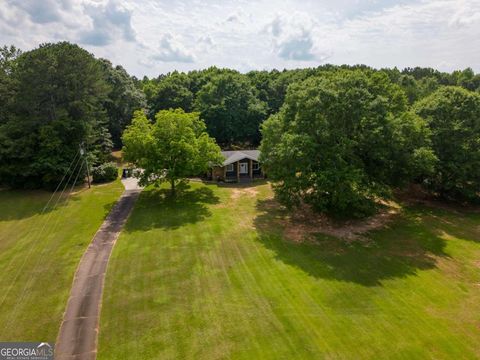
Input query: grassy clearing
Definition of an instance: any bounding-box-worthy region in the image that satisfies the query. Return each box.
[98,182,480,359]
[0,181,124,341]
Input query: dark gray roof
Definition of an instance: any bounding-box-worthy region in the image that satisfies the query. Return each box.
[220,150,260,166]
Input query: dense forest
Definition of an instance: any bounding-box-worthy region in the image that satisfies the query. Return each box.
[1,41,479,215]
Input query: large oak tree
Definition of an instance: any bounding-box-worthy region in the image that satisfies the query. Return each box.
[260,70,436,216]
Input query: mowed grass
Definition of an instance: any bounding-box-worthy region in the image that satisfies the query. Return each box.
[98,182,480,359]
[0,181,124,341]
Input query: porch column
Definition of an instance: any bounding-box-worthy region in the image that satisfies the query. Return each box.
[223,166,226,179]
[249,159,253,179]
[237,161,240,182]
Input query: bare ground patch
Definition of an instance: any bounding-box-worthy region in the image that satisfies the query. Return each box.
[231,187,259,200]
[257,196,401,243]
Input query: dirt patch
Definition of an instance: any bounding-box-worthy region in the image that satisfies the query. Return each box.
[262,198,400,243]
[231,187,258,200]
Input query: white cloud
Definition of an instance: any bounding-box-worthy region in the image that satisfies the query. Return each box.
[151,33,195,63]
[265,12,332,62]
[0,0,479,77]
[11,0,63,23]
[79,0,136,46]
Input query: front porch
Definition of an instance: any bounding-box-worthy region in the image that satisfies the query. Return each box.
[211,159,263,182]
[210,150,263,182]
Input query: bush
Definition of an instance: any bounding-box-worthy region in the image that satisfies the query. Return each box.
[92,162,118,183]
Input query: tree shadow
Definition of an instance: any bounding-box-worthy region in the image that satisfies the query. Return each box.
[0,188,83,222]
[254,198,451,287]
[124,185,220,232]
[406,205,480,245]
[201,179,269,189]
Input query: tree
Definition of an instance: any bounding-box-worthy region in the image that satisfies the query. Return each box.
[122,109,223,194]
[100,60,146,148]
[398,74,419,104]
[0,45,21,125]
[0,42,112,189]
[415,87,480,201]
[194,72,266,146]
[260,70,435,217]
[148,72,193,117]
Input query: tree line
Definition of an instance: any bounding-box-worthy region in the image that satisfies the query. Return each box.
[260,70,480,216]
[1,41,479,217]
[0,42,145,188]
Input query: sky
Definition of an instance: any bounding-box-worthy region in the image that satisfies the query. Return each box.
[1,0,479,78]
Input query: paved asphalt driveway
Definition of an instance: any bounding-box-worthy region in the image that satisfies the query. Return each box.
[55,178,141,359]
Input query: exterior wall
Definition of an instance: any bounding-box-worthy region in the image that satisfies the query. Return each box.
[225,163,237,178]
[212,166,224,180]
[252,160,262,177]
[211,159,263,181]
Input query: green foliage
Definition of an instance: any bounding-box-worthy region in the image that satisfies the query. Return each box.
[138,65,480,149]
[0,42,112,189]
[1,39,479,207]
[147,72,193,117]
[122,109,223,192]
[247,69,312,116]
[0,45,21,125]
[415,86,480,201]
[92,162,118,183]
[100,60,146,148]
[194,72,267,145]
[260,70,435,217]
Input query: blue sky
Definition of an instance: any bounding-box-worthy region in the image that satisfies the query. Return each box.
[1,0,479,77]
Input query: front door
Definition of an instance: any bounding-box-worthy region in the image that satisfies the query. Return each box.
[239,162,248,174]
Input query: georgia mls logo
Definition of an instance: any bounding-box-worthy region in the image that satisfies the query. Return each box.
[0,342,54,360]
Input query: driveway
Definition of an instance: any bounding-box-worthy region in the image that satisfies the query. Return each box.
[55,178,142,359]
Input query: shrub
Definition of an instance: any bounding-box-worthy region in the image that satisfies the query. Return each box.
[92,162,118,183]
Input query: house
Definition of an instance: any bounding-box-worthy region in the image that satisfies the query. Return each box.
[210,150,264,182]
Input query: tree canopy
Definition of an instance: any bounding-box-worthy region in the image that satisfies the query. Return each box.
[147,72,193,118]
[194,72,267,146]
[122,109,222,193]
[101,60,146,148]
[415,87,480,201]
[260,70,436,216]
[1,40,480,210]
[0,45,21,125]
[0,42,112,188]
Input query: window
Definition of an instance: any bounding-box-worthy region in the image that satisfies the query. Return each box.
[226,164,234,172]
[252,162,260,171]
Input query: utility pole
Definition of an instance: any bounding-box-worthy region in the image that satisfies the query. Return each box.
[80,143,91,189]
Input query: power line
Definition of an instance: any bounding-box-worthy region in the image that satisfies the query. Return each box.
[0,150,83,308]
[80,142,91,189]
[5,160,86,324]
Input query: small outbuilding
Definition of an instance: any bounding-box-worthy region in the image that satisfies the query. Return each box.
[210,150,264,182]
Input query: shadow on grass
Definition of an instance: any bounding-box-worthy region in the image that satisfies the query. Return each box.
[201,179,269,189]
[124,185,220,231]
[0,188,84,222]
[254,199,452,286]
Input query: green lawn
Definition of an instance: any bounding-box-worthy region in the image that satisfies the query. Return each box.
[0,181,124,341]
[98,182,480,359]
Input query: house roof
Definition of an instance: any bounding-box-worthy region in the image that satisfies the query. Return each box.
[221,150,260,166]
